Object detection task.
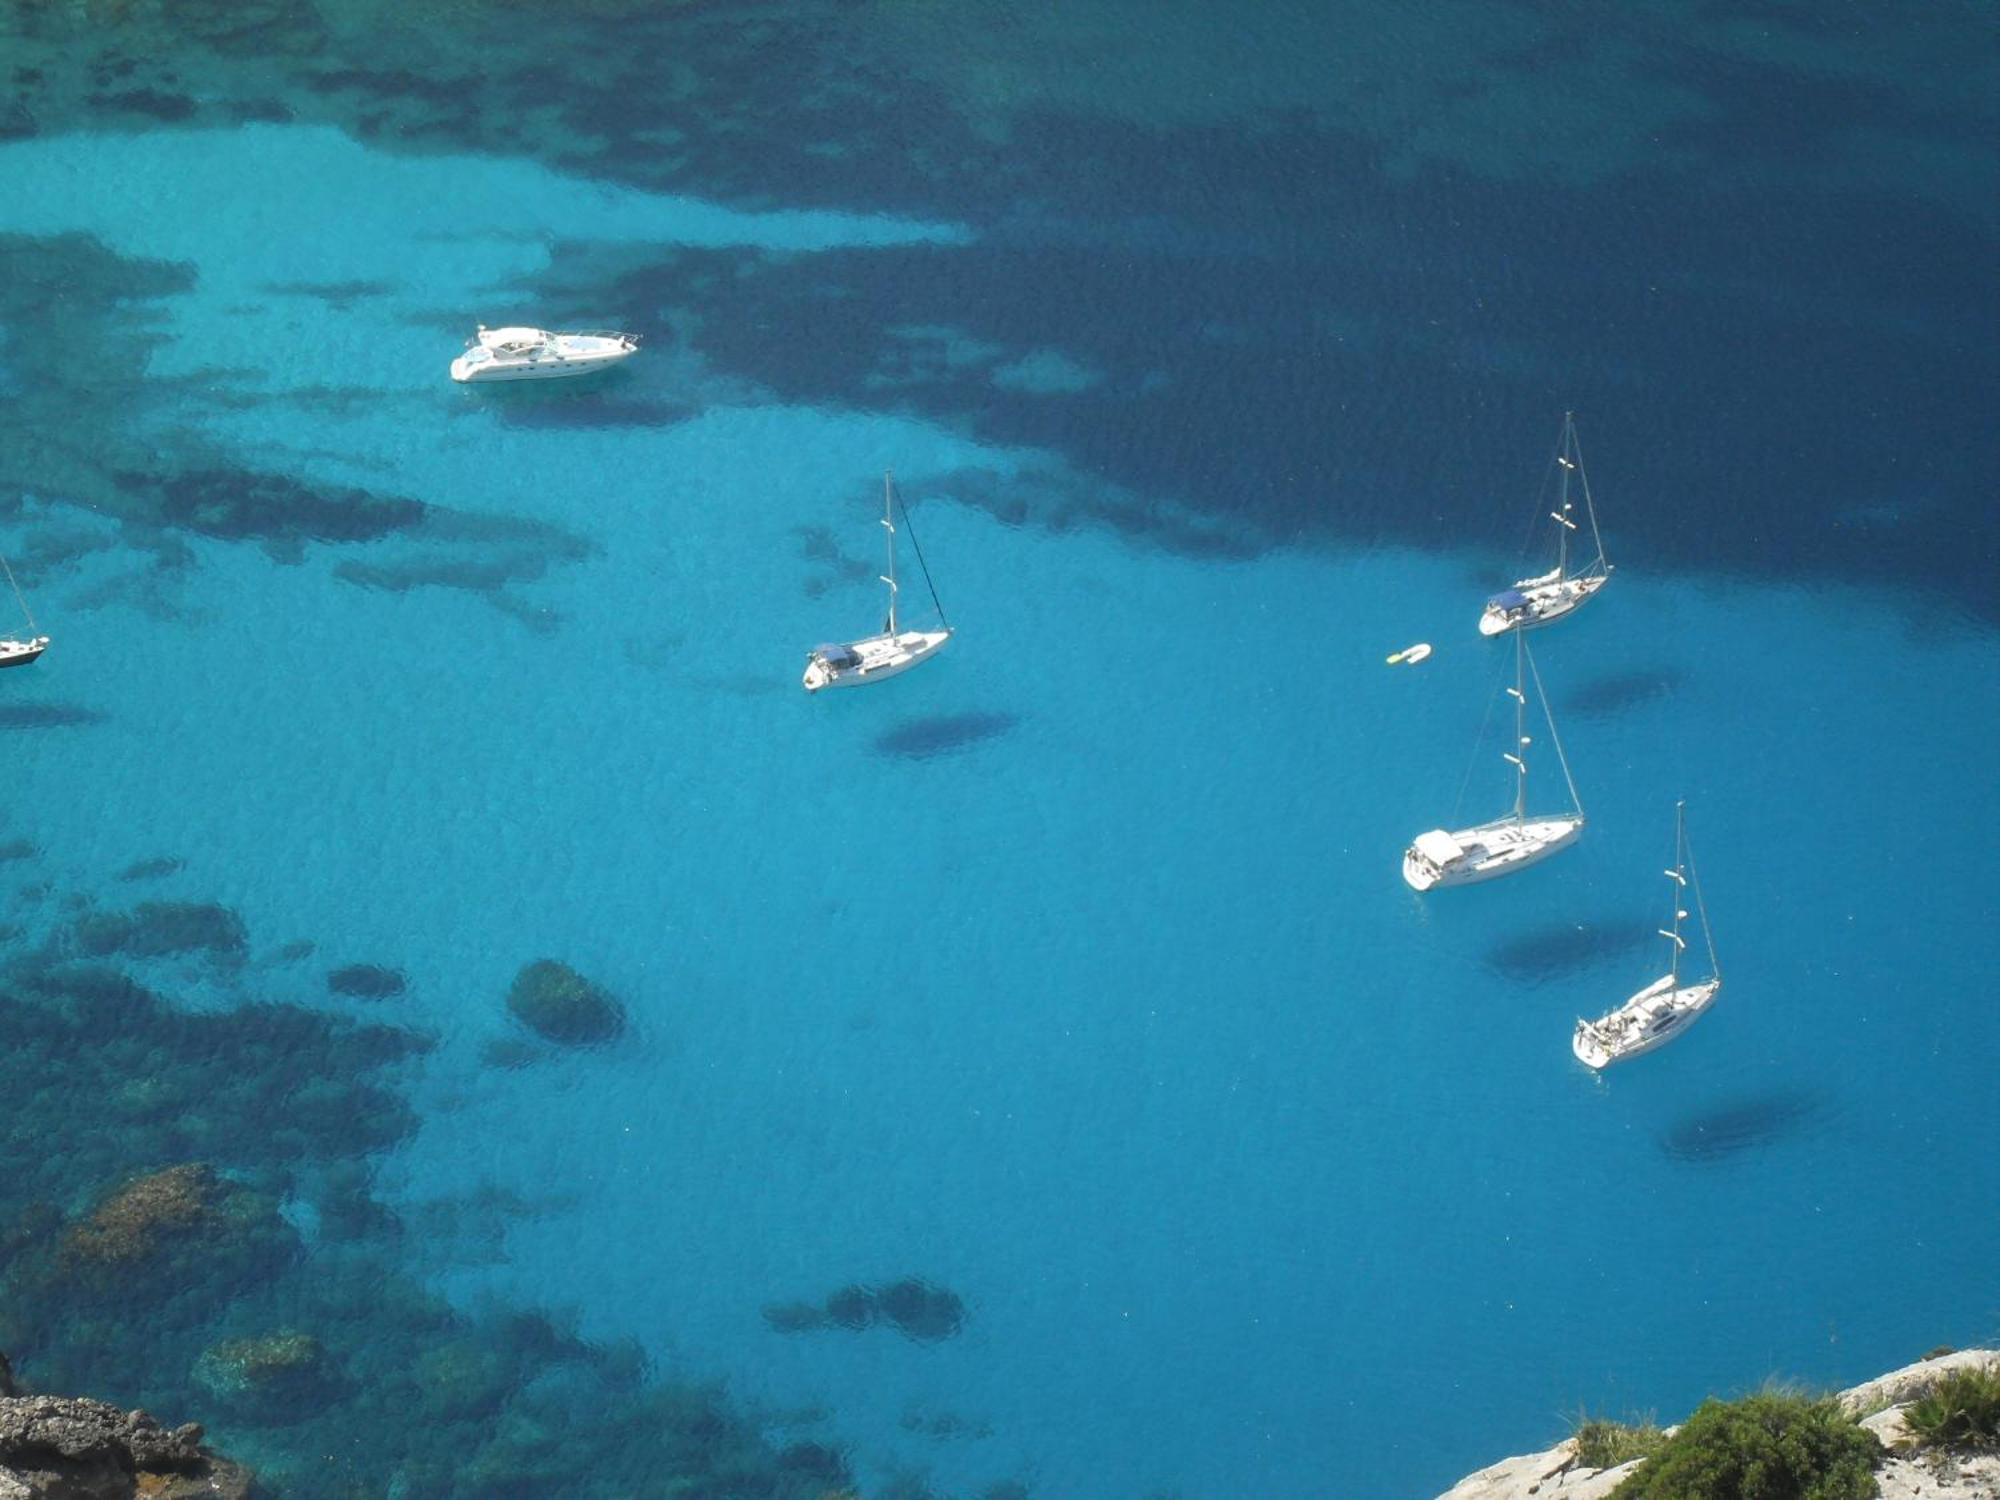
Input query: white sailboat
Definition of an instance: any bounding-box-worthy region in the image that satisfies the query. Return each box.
[1402,630,1583,890]
[1478,412,1612,636]
[803,472,952,693]
[1573,802,1722,1069]
[0,551,48,668]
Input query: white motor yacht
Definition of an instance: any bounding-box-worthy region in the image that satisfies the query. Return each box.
[450,325,639,383]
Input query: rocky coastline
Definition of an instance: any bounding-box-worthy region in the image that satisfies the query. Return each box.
[0,1354,253,1500]
[1439,1347,2000,1500]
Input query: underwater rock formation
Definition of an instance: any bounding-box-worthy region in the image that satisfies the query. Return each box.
[325,963,405,1000]
[60,1164,223,1267]
[131,468,426,549]
[505,959,626,1045]
[763,1277,968,1342]
[72,902,247,961]
[0,892,869,1498]
[193,1330,338,1425]
[0,1389,253,1500]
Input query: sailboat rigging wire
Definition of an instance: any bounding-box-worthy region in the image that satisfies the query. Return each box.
[1449,654,1506,825]
[894,484,949,629]
[0,552,34,632]
[1513,418,1566,564]
[1523,638,1583,817]
[1686,839,1719,978]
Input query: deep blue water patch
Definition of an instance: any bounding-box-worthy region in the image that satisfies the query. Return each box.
[0,704,107,730]
[1659,1092,1829,1165]
[1483,920,1658,985]
[1562,669,1683,719]
[872,711,1019,760]
[115,857,186,882]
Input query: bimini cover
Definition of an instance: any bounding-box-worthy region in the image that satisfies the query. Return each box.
[479,326,548,349]
[813,643,861,668]
[1412,829,1465,867]
[1487,589,1529,610]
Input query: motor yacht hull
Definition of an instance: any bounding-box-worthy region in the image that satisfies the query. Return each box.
[1402,815,1583,891]
[803,629,951,692]
[0,636,48,668]
[1573,975,1721,1068]
[1478,572,1610,636]
[450,332,638,383]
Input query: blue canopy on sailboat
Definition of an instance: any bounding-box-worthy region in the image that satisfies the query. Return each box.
[1488,589,1529,609]
[812,643,861,667]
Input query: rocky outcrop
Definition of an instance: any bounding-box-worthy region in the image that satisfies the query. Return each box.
[0,1392,253,1499]
[1438,1348,2000,1500]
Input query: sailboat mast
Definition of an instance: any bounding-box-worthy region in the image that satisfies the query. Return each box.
[1554,414,1572,582]
[1522,635,1584,821]
[1504,629,1528,823]
[880,470,899,636]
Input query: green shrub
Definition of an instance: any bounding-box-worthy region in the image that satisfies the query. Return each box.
[1571,1414,1667,1469]
[1902,1364,2000,1450]
[1610,1391,1881,1500]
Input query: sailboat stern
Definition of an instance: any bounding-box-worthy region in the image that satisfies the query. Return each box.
[1574,974,1722,1068]
[1401,829,1467,891]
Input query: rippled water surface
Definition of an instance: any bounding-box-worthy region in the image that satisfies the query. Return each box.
[1,3,1994,1496]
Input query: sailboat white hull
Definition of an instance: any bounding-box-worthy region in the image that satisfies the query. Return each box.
[1402,815,1583,891]
[1573,974,1721,1068]
[0,635,48,668]
[1478,571,1611,636]
[803,629,951,692]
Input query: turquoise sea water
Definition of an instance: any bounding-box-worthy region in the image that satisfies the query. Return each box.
[1,4,1995,1497]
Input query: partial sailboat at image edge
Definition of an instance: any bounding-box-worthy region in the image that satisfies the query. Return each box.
[0,549,48,668]
[1573,801,1723,1069]
[1479,411,1612,636]
[803,471,953,693]
[1402,630,1583,890]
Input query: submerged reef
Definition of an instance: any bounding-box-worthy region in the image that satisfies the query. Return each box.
[324,962,405,1000]
[505,958,626,1045]
[73,901,247,962]
[765,1278,968,1344]
[0,889,851,1499]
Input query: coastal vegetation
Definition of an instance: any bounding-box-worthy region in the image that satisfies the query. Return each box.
[1608,1391,1881,1500]
[1569,1412,1667,1469]
[1901,1364,2000,1451]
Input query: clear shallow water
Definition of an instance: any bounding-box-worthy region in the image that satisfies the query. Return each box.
[1,6,1995,1498]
